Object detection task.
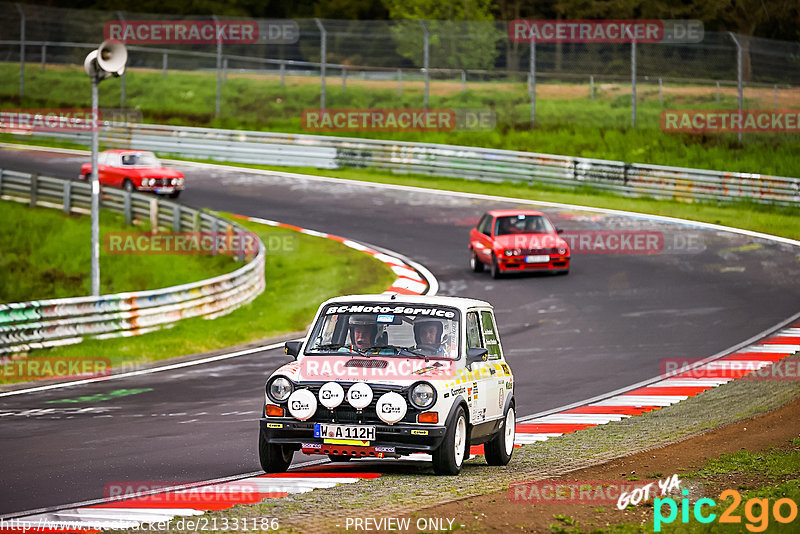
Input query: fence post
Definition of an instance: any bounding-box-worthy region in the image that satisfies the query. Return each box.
[162,52,167,78]
[213,14,222,119]
[280,61,286,87]
[529,39,536,124]
[729,32,743,142]
[461,70,466,92]
[419,20,429,110]
[15,3,25,98]
[315,18,327,111]
[192,210,200,231]
[774,84,777,110]
[716,81,720,105]
[658,77,663,106]
[590,75,594,101]
[29,173,37,207]
[631,39,636,128]
[342,66,347,90]
[397,69,402,97]
[173,203,181,232]
[117,11,127,108]
[223,58,228,83]
[41,43,46,71]
[123,191,132,225]
[63,180,71,214]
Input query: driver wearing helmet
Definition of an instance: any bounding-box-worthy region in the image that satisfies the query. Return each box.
[413,316,447,356]
[347,315,377,351]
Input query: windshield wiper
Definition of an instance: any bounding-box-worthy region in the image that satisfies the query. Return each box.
[310,343,365,355]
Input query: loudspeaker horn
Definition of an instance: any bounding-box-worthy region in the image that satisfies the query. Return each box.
[97,40,128,76]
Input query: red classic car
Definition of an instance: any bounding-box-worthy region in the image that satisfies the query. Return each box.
[469,210,570,278]
[80,149,184,198]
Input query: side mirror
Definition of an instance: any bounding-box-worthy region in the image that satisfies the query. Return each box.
[556,227,564,234]
[466,347,488,369]
[284,341,302,359]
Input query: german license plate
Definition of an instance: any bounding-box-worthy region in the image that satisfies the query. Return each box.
[155,187,174,193]
[314,423,376,442]
[525,255,550,263]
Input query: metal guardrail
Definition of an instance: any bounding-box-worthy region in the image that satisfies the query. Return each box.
[0,170,266,356]
[27,122,800,206]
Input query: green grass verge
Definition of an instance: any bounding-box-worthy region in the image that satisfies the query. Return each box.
[1,63,798,177]
[0,199,236,303]
[0,208,396,384]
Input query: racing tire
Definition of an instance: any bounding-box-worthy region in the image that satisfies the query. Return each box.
[122,179,135,193]
[328,454,353,462]
[490,254,502,279]
[169,190,181,199]
[484,404,515,466]
[258,428,293,473]
[470,251,484,273]
[432,405,468,476]
[79,172,88,181]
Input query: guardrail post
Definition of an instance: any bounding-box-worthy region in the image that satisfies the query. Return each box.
[211,218,219,255]
[15,3,25,98]
[41,43,46,71]
[0,169,3,196]
[149,197,159,234]
[29,173,38,207]
[63,180,71,214]
[123,191,132,225]
[590,75,594,101]
[192,210,200,231]
[162,53,168,78]
[173,204,181,232]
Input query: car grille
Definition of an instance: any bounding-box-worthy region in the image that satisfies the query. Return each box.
[518,247,562,255]
[300,383,421,424]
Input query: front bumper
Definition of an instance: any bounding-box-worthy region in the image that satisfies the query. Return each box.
[498,255,570,272]
[260,417,447,456]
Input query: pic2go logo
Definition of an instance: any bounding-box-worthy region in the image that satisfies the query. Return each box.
[654,489,798,532]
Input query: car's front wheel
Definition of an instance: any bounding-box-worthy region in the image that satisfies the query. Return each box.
[470,250,484,273]
[258,427,293,473]
[432,405,468,475]
[490,254,502,279]
[169,190,181,199]
[485,404,515,466]
[122,179,135,193]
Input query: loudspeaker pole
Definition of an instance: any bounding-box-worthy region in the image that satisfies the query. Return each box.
[90,76,100,296]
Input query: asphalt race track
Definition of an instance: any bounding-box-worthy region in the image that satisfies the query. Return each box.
[1,146,799,516]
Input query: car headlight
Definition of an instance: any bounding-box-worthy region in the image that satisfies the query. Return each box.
[267,376,294,403]
[408,382,436,410]
[503,249,521,257]
[178,178,184,185]
[171,178,178,185]
[144,179,153,186]
[558,247,567,255]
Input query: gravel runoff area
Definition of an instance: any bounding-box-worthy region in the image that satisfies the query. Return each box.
[211,355,800,534]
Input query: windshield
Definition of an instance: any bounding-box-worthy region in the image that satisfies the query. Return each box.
[494,214,554,236]
[305,303,461,359]
[121,152,161,167]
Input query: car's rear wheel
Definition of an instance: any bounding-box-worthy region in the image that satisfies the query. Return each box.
[485,404,515,466]
[490,254,502,279]
[432,405,467,475]
[470,250,484,273]
[122,179,135,193]
[258,427,293,473]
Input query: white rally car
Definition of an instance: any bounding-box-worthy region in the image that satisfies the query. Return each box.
[259,294,515,475]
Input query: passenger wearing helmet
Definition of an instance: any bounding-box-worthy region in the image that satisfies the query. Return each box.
[348,315,377,351]
[413,316,447,356]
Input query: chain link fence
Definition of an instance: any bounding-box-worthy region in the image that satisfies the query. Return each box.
[1,2,799,131]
